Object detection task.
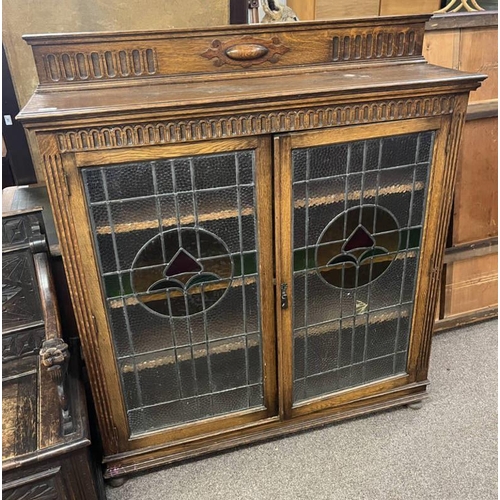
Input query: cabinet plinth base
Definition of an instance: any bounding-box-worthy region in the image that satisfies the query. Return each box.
[103,381,429,479]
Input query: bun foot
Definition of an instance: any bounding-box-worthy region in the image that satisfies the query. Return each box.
[107,477,127,488]
[407,401,423,410]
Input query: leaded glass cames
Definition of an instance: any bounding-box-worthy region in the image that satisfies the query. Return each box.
[292,131,434,403]
[81,130,435,433]
[82,151,264,435]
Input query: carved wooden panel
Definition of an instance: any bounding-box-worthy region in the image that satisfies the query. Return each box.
[2,250,43,332]
[331,28,419,62]
[2,217,30,249]
[26,17,427,88]
[3,480,58,500]
[202,36,290,68]
[42,48,158,83]
[2,328,45,360]
[2,467,61,500]
[55,96,456,152]
[2,212,45,252]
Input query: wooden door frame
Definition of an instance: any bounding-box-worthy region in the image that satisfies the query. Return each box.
[61,135,278,454]
[274,116,450,419]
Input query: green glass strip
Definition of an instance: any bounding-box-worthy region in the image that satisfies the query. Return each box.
[233,252,258,277]
[104,272,133,298]
[399,227,422,251]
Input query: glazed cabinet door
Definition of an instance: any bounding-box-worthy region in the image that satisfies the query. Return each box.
[275,118,449,418]
[65,137,277,450]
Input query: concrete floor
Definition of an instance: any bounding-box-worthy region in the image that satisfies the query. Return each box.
[107,320,498,500]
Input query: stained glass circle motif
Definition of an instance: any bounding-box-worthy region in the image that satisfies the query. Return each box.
[316,206,400,289]
[131,228,232,317]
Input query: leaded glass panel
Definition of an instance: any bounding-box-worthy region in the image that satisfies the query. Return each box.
[292,131,434,404]
[82,150,264,435]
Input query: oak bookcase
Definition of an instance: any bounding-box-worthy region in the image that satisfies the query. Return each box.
[19,15,483,479]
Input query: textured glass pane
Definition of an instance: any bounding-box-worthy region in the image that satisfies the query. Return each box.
[366,308,399,359]
[238,151,254,185]
[397,310,412,353]
[292,149,308,182]
[108,302,132,357]
[124,301,175,354]
[84,168,106,202]
[377,166,414,228]
[381,134,418,168]
[110,198,157,228]
[210,337,247,391]
[155,160,174,194]
[345,173,363,210]
[119,365,141,410]
[293,274,306,329]
[364,139,382,172]
[244,278,260,334]
[294,331,306,380]
[248,384,263,407]
[417,131,434,163]
[305,370,340,399]
[137,351,181,406]
[292,131,434,403]
[364,354,395,381]
[159,195,178,232]
[306,177,346,246]
[240,186,256,252]
[309,143,348,179]
[394,352,407,373]
[211,387,248,414]
[116,228,158,271]
[411,165,431,227]
[173,159,192,192]
[194,154,236,190]
[206,285,244,340]
[82,150,264,435]
[338,323,354,368]
[306,322,339,376]
[247,333,262,385]
[105,162,154,200]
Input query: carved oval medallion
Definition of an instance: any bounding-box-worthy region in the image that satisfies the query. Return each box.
[225,43,269,61]
[202,36,290,68]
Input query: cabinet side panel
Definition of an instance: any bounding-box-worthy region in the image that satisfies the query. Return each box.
[409,95,469,380]
[38,135,124,454]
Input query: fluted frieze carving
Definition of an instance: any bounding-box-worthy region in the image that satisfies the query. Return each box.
[56,96,456,152]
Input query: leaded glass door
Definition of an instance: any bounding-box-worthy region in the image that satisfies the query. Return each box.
[67,137,277,445]
[275,119,444,418]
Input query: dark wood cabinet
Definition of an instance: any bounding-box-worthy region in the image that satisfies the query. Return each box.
[2,209,104,499]
[18,15,483,479]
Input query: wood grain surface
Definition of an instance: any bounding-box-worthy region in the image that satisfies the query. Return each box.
[18,18,483,478]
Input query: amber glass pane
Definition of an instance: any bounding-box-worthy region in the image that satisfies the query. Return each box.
[292,131,434,403]
[82,151,264,435]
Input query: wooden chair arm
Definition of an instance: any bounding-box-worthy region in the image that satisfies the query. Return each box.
[33,250,72,434]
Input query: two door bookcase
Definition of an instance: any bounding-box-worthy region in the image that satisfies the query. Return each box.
[19,15,483,478]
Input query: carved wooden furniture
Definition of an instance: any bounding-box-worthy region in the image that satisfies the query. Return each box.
[2,208,104,499]
[424,12,498,330]
[19,16,484,478]
[436,0,485,13]
[286,0,442,21]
